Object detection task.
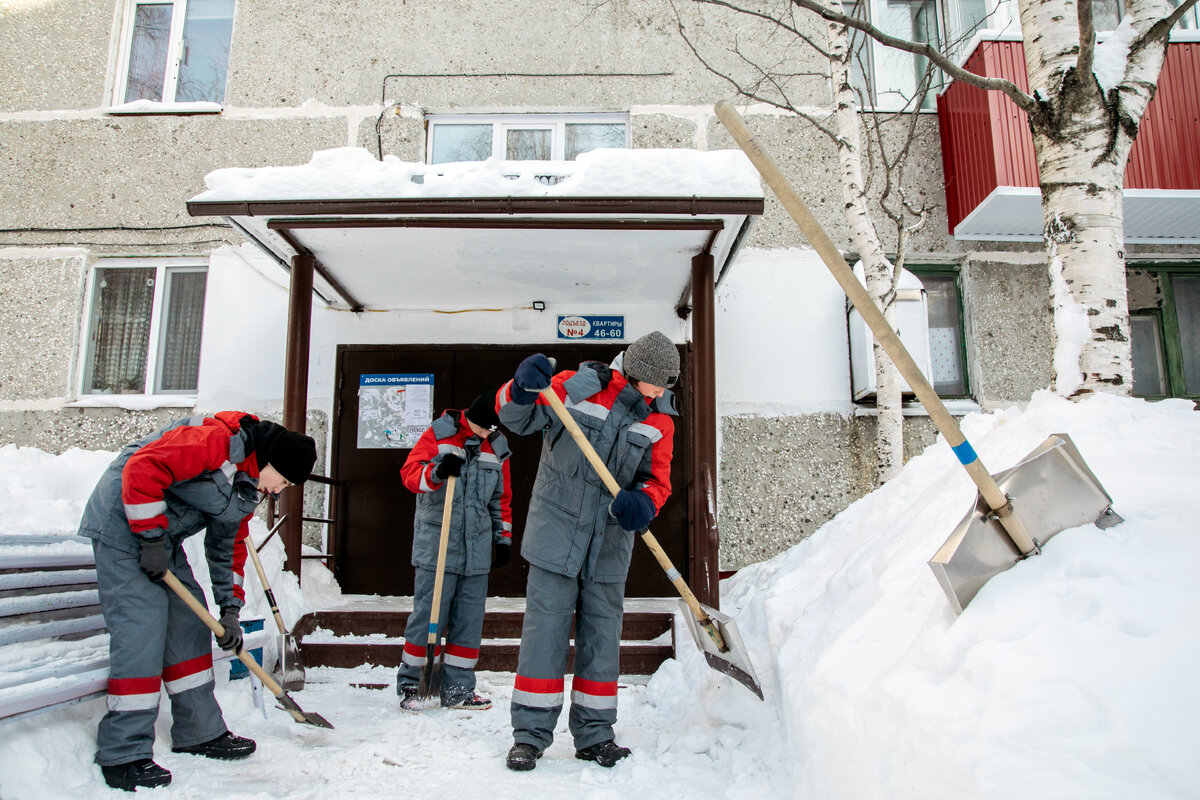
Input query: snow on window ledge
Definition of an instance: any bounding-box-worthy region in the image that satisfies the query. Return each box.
[67,395,198,411]
[107,100,222,116]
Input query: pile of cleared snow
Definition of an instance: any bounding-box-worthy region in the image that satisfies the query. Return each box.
[668,391,1200,799]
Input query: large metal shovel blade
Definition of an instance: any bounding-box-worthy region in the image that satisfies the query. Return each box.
[929,433,1123,614]
[280,633,306,693]
[678,600,764,700]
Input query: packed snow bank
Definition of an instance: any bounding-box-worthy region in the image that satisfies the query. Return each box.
[672,391,1200,799]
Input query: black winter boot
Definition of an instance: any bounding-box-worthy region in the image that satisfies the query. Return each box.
[506,742,543,771]
[575,740,631,767]
[172,731,256,760]
[101,759,172,791]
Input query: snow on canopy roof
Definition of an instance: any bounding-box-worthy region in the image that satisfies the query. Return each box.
[191,146,764,203]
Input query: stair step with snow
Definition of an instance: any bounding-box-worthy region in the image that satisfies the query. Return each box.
[293,607,676,676]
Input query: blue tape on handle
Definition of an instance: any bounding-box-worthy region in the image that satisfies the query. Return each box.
[951,439,977,465]
[428,623,438,635]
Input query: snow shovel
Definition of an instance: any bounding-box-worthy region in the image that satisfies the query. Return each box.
[245,517,306,691]
[714,99,1122,614]
[540,387,764,700]
[417,474,455,704]
[162,570,334,729]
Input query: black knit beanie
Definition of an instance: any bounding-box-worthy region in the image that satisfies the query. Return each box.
[466,392,500,432]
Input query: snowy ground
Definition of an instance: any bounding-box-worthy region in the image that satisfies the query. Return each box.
[2,391,1198,799]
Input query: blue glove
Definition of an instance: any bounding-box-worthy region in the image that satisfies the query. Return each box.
[610,489,656,532]
[511,353,553,404]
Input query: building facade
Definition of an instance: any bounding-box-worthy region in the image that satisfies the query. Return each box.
[1,0,1195,587]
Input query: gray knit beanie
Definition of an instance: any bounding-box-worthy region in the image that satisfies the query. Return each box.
[622,331,680,388]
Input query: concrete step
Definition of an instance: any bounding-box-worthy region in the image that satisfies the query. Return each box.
[293,606,677,676]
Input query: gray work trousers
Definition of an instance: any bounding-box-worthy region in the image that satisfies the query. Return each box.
[93,540,226,766]
[510,565,625,751]
[397,568,488,698]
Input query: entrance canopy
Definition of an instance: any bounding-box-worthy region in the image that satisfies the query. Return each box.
[187,147,764,312]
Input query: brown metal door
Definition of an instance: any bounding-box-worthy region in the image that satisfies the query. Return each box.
[330,344,690,597]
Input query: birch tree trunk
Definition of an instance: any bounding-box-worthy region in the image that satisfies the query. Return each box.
[827,9,904,483]
[1018,0,1174,395]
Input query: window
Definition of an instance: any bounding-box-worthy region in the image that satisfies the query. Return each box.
[1130,267,1200,400]
[911,268,970,396]
[81,260,207,396]
[1093,0,1199,30]
[842,0,944,110]
[427,114,630,164]
[115,0,235,106]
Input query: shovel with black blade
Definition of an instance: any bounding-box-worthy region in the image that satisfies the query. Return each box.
[417,474,456,705]
[714,100,1122,614]
[540,387,764,700]
[245,517,306,691]
[162,569,333,729]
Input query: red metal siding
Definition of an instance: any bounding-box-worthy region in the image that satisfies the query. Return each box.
[939,40,1200,233]
[1126,43,1200,190]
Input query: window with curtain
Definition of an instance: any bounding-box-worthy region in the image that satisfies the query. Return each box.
[911,269,971,396]
[427,114,630,164]
[117,0,235,106]
[82,262,207,396]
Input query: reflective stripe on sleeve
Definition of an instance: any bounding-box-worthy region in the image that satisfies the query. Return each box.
[627,422,664,443]
[124,500,167,521]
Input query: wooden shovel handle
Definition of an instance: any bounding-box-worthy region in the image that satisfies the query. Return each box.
[161,570,293,708]
[539,388,722,639]
[427,475,456,644]
[246,518,290,636]
[714,100,1036,555]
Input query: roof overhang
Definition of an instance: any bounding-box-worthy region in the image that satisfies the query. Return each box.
[186,149,764,313]
[952,187,1200,244]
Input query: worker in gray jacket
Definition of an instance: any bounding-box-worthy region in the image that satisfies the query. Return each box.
[495,331,680,771]
[396,393,513,711]
[78,411,316,792]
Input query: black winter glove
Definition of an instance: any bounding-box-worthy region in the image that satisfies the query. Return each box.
[491,541,511,569]
[511,353,553,404]
[610,489,656,532]
[434,454,465,481]
[215,607,243,652]
[138,535,169,581]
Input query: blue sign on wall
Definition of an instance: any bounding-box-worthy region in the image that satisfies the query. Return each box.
[556,315,625,340]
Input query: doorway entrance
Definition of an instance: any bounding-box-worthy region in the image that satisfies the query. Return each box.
[330,344,691,597]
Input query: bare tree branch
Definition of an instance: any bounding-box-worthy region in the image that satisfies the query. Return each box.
[784,0,1037,110]
[1077,0,1097,85]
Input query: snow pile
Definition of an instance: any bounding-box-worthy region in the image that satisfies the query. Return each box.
[0,446,114,536]
[2,393,1199,799]
[671,391,1200,799]
[191,147,764,203]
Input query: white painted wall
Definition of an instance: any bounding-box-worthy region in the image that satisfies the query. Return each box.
[715,248,852,416]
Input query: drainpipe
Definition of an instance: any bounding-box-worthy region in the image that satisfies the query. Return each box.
[690,251,719,608]
[281,251,314,579]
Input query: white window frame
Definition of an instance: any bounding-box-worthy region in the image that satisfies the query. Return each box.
[109,0,232,112]
[425,113,631,164]
[77,257,208,402]
[844,0,946,111]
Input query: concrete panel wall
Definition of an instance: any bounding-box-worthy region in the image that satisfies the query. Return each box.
[0,253,86,401]
[1,117,349,234]
[0,0,113,112]
[718,412,939,569]
[963,259,1055,404]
